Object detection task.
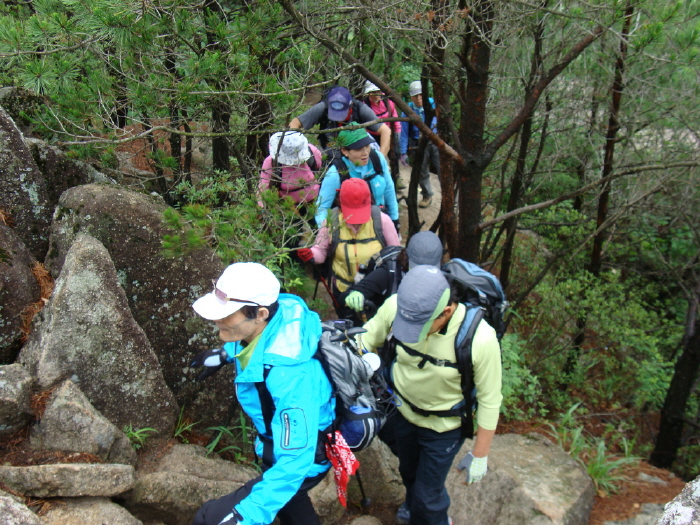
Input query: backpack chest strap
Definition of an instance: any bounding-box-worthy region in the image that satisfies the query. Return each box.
[395,340,458,370]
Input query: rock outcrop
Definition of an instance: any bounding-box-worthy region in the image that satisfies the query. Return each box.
[0,463,135,498]
[0,363,34,439]
[0,224,40,363]
[446,433,595,525]
[30,379,138,465]
[19,233,177,434]
[0,493,44,525]
[42,496,144,525]
[0,106,52,260]
[26,138,115,208]
[45,183,230,427]
[655,475,700,525]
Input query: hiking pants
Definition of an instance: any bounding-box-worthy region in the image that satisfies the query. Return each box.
[409,138,439,197]
[191,470,325,525]
[394,411,464,525]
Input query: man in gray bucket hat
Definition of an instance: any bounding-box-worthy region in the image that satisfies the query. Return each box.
[359,265,502,525]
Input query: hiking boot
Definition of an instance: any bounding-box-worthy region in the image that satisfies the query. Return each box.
[419,195,433,208]
[395,178,406,190]
[395,502,410,525]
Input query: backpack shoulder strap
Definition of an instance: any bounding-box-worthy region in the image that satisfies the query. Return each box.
[331,156,350,184]
[368,150,382,179]
[370,205,387,248]
[454,306,484,439]
[254,366,275,464]
[307,146,319,173]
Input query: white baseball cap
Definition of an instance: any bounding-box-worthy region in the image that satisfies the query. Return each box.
[408,81,422,97]
[363,80,382,95]
[192,262,280,321]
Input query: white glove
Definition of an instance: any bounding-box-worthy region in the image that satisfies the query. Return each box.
[457,451,488,484]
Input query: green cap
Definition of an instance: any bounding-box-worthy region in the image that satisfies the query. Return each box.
[337,123,375,150]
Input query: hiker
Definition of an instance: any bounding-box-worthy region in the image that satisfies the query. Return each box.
[359,265,503,525]
[400,80,440,208]
[297,177,399,324]
[344,230,443,318]
[314,126,400,229]
[190,262,335,525]
[362,80,403,189]
[289,86,392,157]
[258,131,322,213]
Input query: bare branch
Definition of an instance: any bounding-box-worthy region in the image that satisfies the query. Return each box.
[477,161,700,232]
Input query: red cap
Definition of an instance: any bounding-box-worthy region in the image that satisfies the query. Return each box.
[339,178,371,224]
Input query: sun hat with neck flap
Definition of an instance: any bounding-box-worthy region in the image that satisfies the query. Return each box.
[268,131,312,166]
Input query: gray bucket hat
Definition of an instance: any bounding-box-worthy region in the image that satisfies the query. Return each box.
[407,231,443,269]
[393,265,451,344]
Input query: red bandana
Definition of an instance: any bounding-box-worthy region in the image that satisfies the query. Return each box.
[324,430,360,506]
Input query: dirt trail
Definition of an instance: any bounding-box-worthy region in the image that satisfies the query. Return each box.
[395,165,442,241]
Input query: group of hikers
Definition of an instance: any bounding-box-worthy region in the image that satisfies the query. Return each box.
[185,81,503,525]
[259,80,440,218]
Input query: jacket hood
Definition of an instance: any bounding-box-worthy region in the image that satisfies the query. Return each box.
[233,294,322,383]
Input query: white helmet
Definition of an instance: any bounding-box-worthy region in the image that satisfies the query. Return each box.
[363,80,382,95]
[408,81,422,97]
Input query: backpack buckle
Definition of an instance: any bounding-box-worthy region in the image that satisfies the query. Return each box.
[434,359,448,367]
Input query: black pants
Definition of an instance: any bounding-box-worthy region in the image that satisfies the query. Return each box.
[394,411,464,525]
[191,470,326,525]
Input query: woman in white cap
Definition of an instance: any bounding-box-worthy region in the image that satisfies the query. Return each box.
[190,262,335,525]
[258,131,322,212]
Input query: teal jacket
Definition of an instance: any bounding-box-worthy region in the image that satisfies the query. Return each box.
[222,294,334,525]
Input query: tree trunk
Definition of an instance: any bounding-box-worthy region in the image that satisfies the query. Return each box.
[500,14,545,291]
[651,287,700,469]
[590,2,634,276]
[457,0,493,262]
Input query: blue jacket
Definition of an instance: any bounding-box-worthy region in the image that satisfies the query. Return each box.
[315,152,399,225]
[400,98,437,155]
[222,294,334,525]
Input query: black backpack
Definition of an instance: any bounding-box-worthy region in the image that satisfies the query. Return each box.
[328,150,384,210]
[383,258,508,438]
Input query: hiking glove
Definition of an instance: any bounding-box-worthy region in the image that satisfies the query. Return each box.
[400,154,409,166]
[457,451,488,484]
[297,248,314,262]
[345,291,365,312]
[393,220,401,233]
[190,347,227,381]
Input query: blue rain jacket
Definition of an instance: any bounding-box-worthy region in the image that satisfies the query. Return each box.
[315,152,399,225]
[400,98,438,155]
[222,294,334,525]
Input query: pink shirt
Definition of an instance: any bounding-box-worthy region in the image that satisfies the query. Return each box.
[309,212,400,263]
[258,144,322,205]
[366,99,402,135]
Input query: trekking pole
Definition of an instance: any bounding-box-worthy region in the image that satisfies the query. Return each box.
[355,468,372,508]
[318,272,342,311]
